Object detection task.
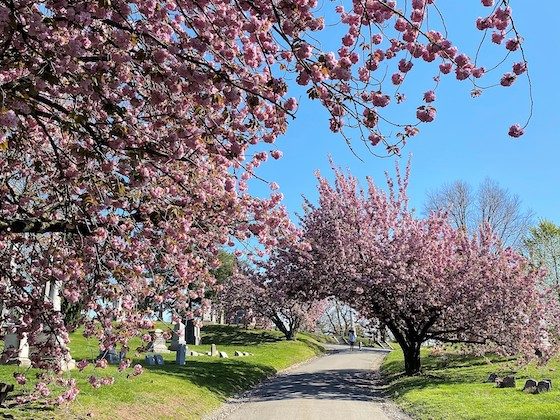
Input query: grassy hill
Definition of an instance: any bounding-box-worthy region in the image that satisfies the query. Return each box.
[0,325,324,419]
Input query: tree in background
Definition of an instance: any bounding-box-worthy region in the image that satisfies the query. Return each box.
[425,178,534,248]
[301,163,560,375]
[525,220,560,295]
[220,269,325,340]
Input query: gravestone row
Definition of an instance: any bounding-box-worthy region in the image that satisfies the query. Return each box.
[487,373,553,394]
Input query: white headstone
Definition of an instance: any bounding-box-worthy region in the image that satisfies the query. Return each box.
[2,332,31,367]
[148,329,171,354]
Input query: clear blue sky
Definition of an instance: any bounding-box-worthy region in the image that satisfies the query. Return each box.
[249,1,560,226]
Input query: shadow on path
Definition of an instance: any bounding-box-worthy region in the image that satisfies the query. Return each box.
[246,368,385,403]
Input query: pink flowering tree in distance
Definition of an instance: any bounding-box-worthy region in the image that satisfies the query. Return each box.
[300,163,560,375]
[219,256,327,340]
[0,0,531,397]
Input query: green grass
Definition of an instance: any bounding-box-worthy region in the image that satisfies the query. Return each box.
[0,325,324,419]
[381,345,560,420]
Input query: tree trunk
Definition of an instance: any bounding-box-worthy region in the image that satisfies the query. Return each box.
[402,343,421,375]
[271,315,292,340]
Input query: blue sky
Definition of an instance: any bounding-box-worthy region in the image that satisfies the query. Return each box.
[249,1,560,226]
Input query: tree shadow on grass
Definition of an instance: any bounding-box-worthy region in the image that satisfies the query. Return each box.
[295,336,325,355]
[381,352,517,396]
[149,359,277,398]
[200,325,281,346]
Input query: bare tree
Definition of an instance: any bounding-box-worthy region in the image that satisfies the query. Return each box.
[425,180,473,231]
[425,178,534,248]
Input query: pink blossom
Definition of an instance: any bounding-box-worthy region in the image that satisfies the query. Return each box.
[77,359,89,371]
[371,34,383,44]
[416,106,436,122]
[391,73,404,85]
[506,38,520,51]
[423,90,436,103]
[95,358,108,369]
[472,67,486,78]
[368,133,383,146]
[513,61,527,75]
[500,72,516,87]
[492,32,505,44]
[508,124,524,138]
[13,372,26,385]
[132,364,144,376]
[35,382,50,397]
[270,150,283,160]
[439,62,453,74]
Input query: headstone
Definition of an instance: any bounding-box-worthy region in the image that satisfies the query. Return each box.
[211,343,218,357]
[522,379,538,393]
[147,329,171,354]
[113,297,124,322]
[486,373,498,383]
[48,280,62,312]
[176,344,187,366]
[99,347,120,364]
[145,355,155,366]
[27,281,76,370]
[243,352,251,356]
[496,375,516,388]
[190,351,200,356]
[169,321,187,351]
[234,350,242,357]
[219,351,228,358]
[154,354,164,366]
[0,383,14,406]
[186,319,201,345]
[2,332,31,367]
[119,346,128,362]
[206,352,212,356]
[537,380,552,393]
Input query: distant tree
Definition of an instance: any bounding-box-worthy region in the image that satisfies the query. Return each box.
[220,242,326,340]
[525,220,560,293]
[211,251,237,285]
[425,178,534,248]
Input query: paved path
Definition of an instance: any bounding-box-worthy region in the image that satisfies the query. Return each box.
[213,345,410,420]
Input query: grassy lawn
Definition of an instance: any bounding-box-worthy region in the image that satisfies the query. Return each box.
[381,345,560,420]
[0,325,324,419]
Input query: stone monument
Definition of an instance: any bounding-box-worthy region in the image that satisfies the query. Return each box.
[186,319,201,345]
[147,329,171,354]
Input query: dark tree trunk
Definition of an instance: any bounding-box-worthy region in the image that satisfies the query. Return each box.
[271,315,296,340]
[402,343,422,375]
[386,321,423,376]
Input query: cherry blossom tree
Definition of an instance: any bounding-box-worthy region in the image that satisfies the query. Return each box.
[0,0,530,397]
[219,247,326,340]
[300,164,560,374]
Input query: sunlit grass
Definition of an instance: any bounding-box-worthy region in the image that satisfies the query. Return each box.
[381,345,560,420]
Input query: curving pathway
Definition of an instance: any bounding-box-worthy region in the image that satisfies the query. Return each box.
[211,345,411,420]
